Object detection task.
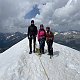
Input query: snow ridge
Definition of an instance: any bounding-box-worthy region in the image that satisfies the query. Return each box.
[0,38,80,80]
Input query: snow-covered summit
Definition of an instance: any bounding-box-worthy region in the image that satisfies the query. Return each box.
[0,38,80,80]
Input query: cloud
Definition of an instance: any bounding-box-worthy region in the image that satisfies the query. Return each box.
[0,0,80,33]
[0,0,52,33]
[34,0,80,31]
[0,0,34,33]
[33,0,70,28]
[52,0,80,31]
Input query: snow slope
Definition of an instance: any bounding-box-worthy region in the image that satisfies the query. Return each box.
[0,38,80,80]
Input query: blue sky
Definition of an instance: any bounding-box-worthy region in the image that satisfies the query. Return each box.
[25,5,40,19]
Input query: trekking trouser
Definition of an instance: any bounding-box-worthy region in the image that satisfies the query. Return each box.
[47,40,53,55]
[29,36,36,52]
[33,36,36,52]
[39,38,45,54]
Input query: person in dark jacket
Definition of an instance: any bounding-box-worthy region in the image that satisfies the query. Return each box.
[28,20,37,54]
[46,27,54,58]
[38,24,46,54]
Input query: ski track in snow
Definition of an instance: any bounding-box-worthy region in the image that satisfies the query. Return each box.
[0,37,80,80]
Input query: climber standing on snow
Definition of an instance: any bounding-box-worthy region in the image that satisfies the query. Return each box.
[46,27,54,58]
[28,20,37,54]
[38,24,46,54]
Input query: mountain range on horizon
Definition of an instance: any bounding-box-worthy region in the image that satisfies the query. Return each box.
[0,30,80,53]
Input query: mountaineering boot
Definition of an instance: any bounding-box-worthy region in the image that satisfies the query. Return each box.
[50,55,52,59]
[29,51,32,54]
[33,50,35,53]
